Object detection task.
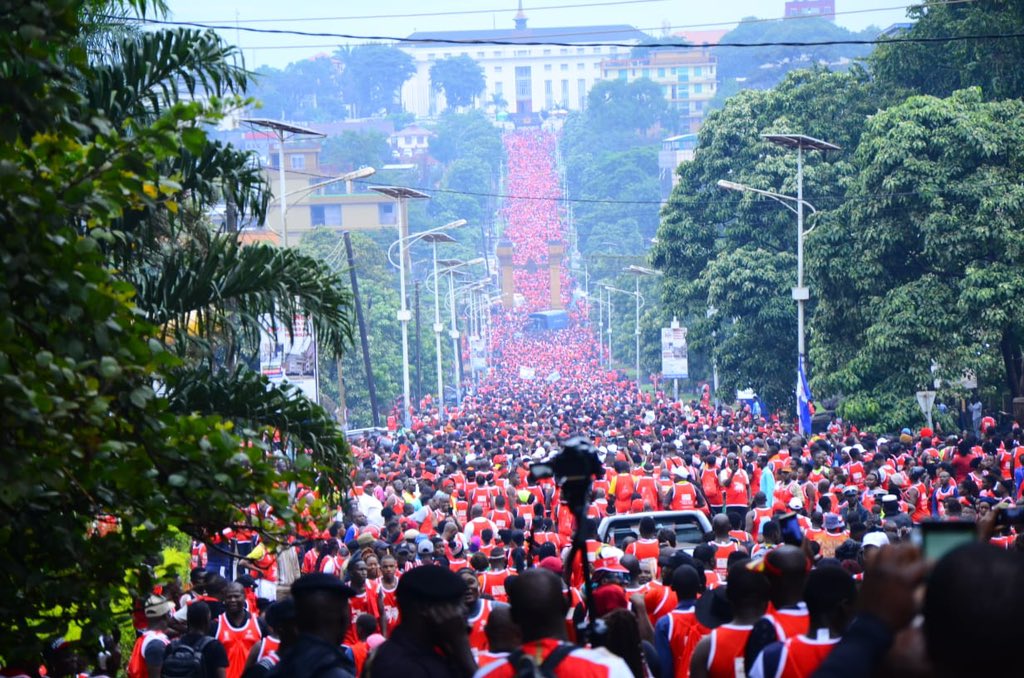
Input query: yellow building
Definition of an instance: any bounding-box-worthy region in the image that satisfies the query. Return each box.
[256,140,398,247]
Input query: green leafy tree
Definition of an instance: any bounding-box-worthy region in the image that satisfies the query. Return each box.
[251,55,347,121]
[0,1,353,659]
[430,109,504,176]
[651,67,882,410]
[321,131,393,172]
[430,55,486,109]
[810,88,1024,407]
[712,16,877,108]
[337,44,416,117]
[871,0,1024,101]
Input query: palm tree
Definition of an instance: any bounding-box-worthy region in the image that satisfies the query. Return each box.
[81,24,355,464]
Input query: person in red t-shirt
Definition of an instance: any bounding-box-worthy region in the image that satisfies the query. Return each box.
[474,569,633,678]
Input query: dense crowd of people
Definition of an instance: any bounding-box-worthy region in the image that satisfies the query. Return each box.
[7,131,1024,678]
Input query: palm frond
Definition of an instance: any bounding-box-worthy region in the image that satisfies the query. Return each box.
[163,365,350,483]
[84,28,248,125]
[131,236,354,358]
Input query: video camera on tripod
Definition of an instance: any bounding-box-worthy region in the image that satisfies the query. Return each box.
[528,436,607,641]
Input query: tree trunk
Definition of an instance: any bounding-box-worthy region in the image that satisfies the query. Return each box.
[1000,331,1023,398]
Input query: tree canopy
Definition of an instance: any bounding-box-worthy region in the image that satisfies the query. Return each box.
[0,0,353,659]
[871,0,1024,101]
[651,67,883,409]
[337,44,416,117]
[429,55,486,109]
[810,88,1024,412]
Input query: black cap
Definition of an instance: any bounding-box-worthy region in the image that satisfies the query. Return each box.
[695,585,733,629]
[396,564,467,607]
[290,573,356,599]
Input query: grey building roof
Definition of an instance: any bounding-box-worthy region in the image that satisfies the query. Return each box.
[404,25,650,45]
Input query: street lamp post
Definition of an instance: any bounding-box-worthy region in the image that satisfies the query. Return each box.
[424,233,457,424]
[371,186,430,428]
[717,133,839,433]
[706,306,720,407]
[624,265,663,393]
[438,259,486,408]
[384,217,466,428]
[602,284,645,384]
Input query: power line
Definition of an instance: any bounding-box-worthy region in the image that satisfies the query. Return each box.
[125,14,1024,49]
[193,0,670,24]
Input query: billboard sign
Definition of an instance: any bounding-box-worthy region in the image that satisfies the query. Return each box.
[259,314,319,403]
[661,326,689,379]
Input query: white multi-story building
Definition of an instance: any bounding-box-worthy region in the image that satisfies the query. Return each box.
[399,6,650,118]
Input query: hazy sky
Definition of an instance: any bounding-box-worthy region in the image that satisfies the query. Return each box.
[163,0,915,69]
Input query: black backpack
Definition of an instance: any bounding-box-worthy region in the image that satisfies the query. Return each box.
[161,635,214,678]
[507,643,576,678]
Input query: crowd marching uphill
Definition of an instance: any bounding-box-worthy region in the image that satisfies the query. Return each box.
[11,134,1024,678]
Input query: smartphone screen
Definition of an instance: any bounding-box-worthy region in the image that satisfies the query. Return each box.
[921,523,975,561]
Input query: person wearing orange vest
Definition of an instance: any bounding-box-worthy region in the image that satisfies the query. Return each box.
[474,569,633,678]
[213,583,265,678]
[126,596,172,678]
[654,565,710,678]
[743,546,812,668]
[480,547,513,603]
[749,566,855,678]
[488,495,515,531]
[745,493,773,541]
[670,467,706,511]
[461,568,501,654]
[708,514,746,578]
[689,564,770,678]
[625,516,661,573]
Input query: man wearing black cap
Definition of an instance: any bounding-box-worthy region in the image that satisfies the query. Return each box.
[268,573,356,678]
[365,564,477,678]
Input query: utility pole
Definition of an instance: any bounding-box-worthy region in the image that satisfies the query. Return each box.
[343,231,380,427]
[414,280,422,404]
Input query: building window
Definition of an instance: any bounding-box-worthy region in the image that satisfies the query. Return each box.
[560,48,569,54]
[544,79,554,108]
[560,63,569,72]
[543,49,552,55]
[494,65,503,73]
[576,47,585,53]
[418,136,426,144]
[642,68,650,78]
[577,62,585,70]
[658,68,666,77]
[544,63,552,72]
[561,79,569,105]
[428,53,435,59]
[310,204,342,227]
[378,203,396,225]
[514,49,530,57]
[289,154,305,170]
[694,67,702,76]
[694,84,702,93]
[493,50,502,57]
[577,79,586,109]
[515,65,532,100]
[593,47,602,53]
[477,51,485,57]
[495,81,504,95]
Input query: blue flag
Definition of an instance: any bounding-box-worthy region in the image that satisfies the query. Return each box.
[797,355,813,434]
